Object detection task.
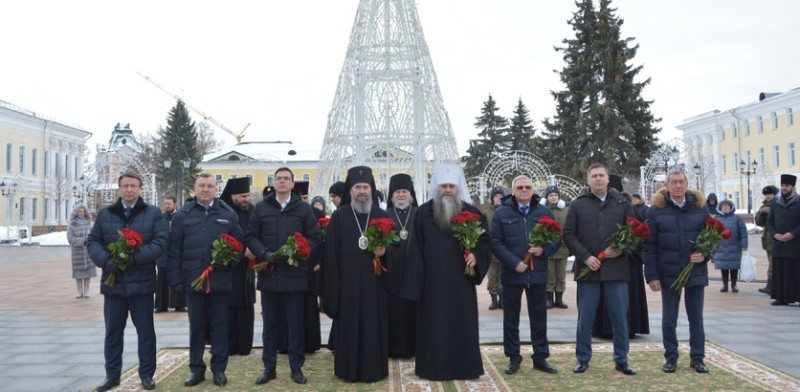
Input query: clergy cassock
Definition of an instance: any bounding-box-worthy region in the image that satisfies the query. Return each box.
[385,205,418,358]
[402,200,492,380]
[322,203,390,382]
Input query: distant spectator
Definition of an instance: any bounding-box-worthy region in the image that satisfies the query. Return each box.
[67,204,95,299]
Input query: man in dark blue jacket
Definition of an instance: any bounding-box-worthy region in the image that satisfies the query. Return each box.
[642,170,710,374]
[168,173,243,387]
[491,175,560,375]
[563,163,637,376]
[87,172,169,392]
[247,167,322,385]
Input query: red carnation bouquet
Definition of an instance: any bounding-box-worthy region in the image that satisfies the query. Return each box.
[523,216,562,270]
[450,211,485,276]
[318,217,330,237]
[103,228,143,287]
[364,218,398,276]
[671,216,732,291]
[191,233,243,293]
[577,216,650,280]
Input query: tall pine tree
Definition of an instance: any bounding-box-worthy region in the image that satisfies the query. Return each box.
[540,0,659,180]
[157,100,202,201]
[463,94,509,180]
[507,98,536,152]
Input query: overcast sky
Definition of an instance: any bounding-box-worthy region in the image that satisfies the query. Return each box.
[2,0,798,158]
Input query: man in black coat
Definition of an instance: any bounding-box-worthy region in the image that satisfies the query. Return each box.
[247,167,322,385]
[168,173,243,387]
[219,177,256,355]
[563,163,637,376]
[767,174,800,306]
[87,172,169,392]
[155,195,186,312]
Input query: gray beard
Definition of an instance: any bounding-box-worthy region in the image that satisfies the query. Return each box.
[433,193,462,230]
[392,198,413,210]
[352,198,373,214]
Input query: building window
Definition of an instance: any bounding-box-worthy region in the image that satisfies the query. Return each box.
[44,150,49,175]
[731,123,737,138]
[788,108,794,126]
[774,145,781,168]
[74,156,79,180]
[744,121,750,136]
[734,191,740,210]
[759,148,765,165]
[19,198,25,221]
[6,143,12,172]
[758,115,764,133]
[19,146,25,174]
[268,174,274,186]
[32,148,37,175]
[230,174,237,179]
[746,150,751,166]
[44,198,49,220]
[65,154,70,179]
[302,173,310,181]
[55,152,60,176]
[721,154,727,174]
[32,198,38,220]
[790,142,796,166]
[721,128,725,141]
[733,152,739,172]
[772,112,779,130]
[215,174,223,182]
[246,174,253,185]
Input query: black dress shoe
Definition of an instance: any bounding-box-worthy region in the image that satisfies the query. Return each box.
[154,308,167,313]
[690,359,709,373]
[771,300,788,306]
[504,360,521,374]
[573,361,589,373]
[141,376,156,390]
[758,287,771,294]
[291,369,307,384]
[662,359,677,373]
[184,372,205,387]
[255,368,277,384]
[213,372,227,386]
[95,377,120,392]
[615,362,637,375]
[533,359,558,374]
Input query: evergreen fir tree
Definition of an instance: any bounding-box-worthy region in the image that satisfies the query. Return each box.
[463,94,509,180]
[157,100,201,201]
[507,98,536,152]
[540,0,660,180]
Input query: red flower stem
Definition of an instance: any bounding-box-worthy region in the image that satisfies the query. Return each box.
[198,266,213,294]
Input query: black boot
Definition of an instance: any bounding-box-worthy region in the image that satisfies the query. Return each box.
[545,292,554,309]
[720,284,728,292]
[489,294,498,310]
[498,295,503,309]
[554,292,568,309]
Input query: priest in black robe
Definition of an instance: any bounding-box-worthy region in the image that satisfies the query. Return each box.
[219,177,256,356]
[401,165,492,380]
[385,174,418,358]
[322,166,391,383]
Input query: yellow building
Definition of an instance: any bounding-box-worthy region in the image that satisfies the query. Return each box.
[680,89,799,215]
[0,100,91,240]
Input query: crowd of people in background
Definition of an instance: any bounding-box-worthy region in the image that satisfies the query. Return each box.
[65,164,798,390]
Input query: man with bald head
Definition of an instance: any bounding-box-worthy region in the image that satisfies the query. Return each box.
[402,164,492,380]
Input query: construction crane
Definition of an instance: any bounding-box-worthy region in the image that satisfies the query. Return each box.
[137,72,250,143]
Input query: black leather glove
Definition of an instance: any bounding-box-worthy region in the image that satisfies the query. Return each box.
[211,262,226,271]
[267,253,288,264]
[172,284,185,294]
[104,261,120,274]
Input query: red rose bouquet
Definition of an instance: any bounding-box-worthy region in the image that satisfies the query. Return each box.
[671,216,731,291]
[523,216,562,270]
[103,228,143,287]
[364,217,398,276]
[450,211,485,276]
[318,217,330,237]
[192,233,243,293]
[253,233,312,274]
[577,216,650,280]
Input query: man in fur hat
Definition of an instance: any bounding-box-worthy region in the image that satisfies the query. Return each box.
[642,169,710,374]
[755,185,779,294]
[543,185,570,309]
[767,174,800,306]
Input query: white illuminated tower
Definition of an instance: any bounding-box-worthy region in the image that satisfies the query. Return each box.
[311,0,462,199]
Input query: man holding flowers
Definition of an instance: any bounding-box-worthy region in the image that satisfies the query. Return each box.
[401,164,492,380]
[167,173,244,387]
[245,167,322,385]
[563,163,638,376]
[491,175,561,375]
[642,170,710,373]
[87,172,168,392]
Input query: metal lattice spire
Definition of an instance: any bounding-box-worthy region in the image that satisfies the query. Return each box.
[311,0,462,200]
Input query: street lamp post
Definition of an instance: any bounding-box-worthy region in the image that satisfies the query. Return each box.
[739,159,758,215]
[693,163,701,190]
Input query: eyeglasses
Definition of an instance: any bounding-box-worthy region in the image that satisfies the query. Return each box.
[515,185,532,190]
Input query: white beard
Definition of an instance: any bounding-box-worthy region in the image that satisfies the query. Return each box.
[352,197,373,214]
[433,193,462,230]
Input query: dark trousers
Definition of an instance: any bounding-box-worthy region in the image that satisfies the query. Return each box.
[661,284,705,360]
[187,292,230,374]
[103,294,156,379]
[261,291,305,372]
[503,283,549,362]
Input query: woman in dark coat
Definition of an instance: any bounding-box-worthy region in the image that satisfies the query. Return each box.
[67,204,96,298]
